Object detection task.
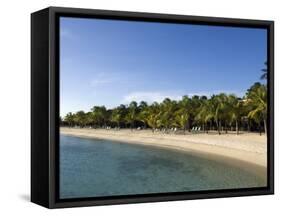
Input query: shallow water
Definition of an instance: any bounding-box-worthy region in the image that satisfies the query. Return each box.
[60,135,266,199]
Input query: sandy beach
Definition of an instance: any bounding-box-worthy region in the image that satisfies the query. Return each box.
[60,127,267,178]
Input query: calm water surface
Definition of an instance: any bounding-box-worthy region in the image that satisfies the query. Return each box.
[60,135,265,199]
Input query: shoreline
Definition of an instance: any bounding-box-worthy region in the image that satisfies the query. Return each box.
[60,127,267,180]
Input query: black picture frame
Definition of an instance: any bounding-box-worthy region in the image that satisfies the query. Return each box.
[31,6,274,209]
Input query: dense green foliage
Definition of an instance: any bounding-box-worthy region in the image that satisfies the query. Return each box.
[62,64,268,135]
[61,81,267,135]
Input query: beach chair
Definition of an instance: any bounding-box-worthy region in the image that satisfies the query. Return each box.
[193,127,198,133]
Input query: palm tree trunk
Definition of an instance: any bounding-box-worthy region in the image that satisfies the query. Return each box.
[236,120,239,135]
[217,120,221,135]
[263,118,267,136]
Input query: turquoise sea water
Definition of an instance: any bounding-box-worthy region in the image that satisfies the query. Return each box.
[60,135,266,199]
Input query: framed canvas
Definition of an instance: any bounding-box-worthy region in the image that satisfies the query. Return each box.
[31,6,274,208]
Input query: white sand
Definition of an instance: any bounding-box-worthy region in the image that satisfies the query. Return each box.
[60,127,267,173]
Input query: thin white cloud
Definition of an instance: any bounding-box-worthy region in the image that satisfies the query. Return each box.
[121,89,244,105]
[90,72,119,87]
[121,91,183,104]
[187,90,244,98]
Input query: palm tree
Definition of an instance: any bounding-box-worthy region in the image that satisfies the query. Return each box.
[74,111,87,127]
[246,84,267,135]
[62,76,268,136]
[84,112,94,127]
[159,98,178,131]
[195,99,213,133]
[91,106,107,128]
[137,101,149,128]
[189,95,202,130]
[139,101,148,110]
[146,102,161,132]
[125,101,138,130]
[64,112,75,127]
[175,96,191,133]
[227,94,242,135]
[111,109,122,128]
[260,61,268,80]
[211,93,228,135]
[111,105,126,128]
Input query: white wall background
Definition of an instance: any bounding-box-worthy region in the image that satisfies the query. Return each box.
[0,0,279,214]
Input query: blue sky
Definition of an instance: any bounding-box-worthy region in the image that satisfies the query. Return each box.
[60,17,267,117]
